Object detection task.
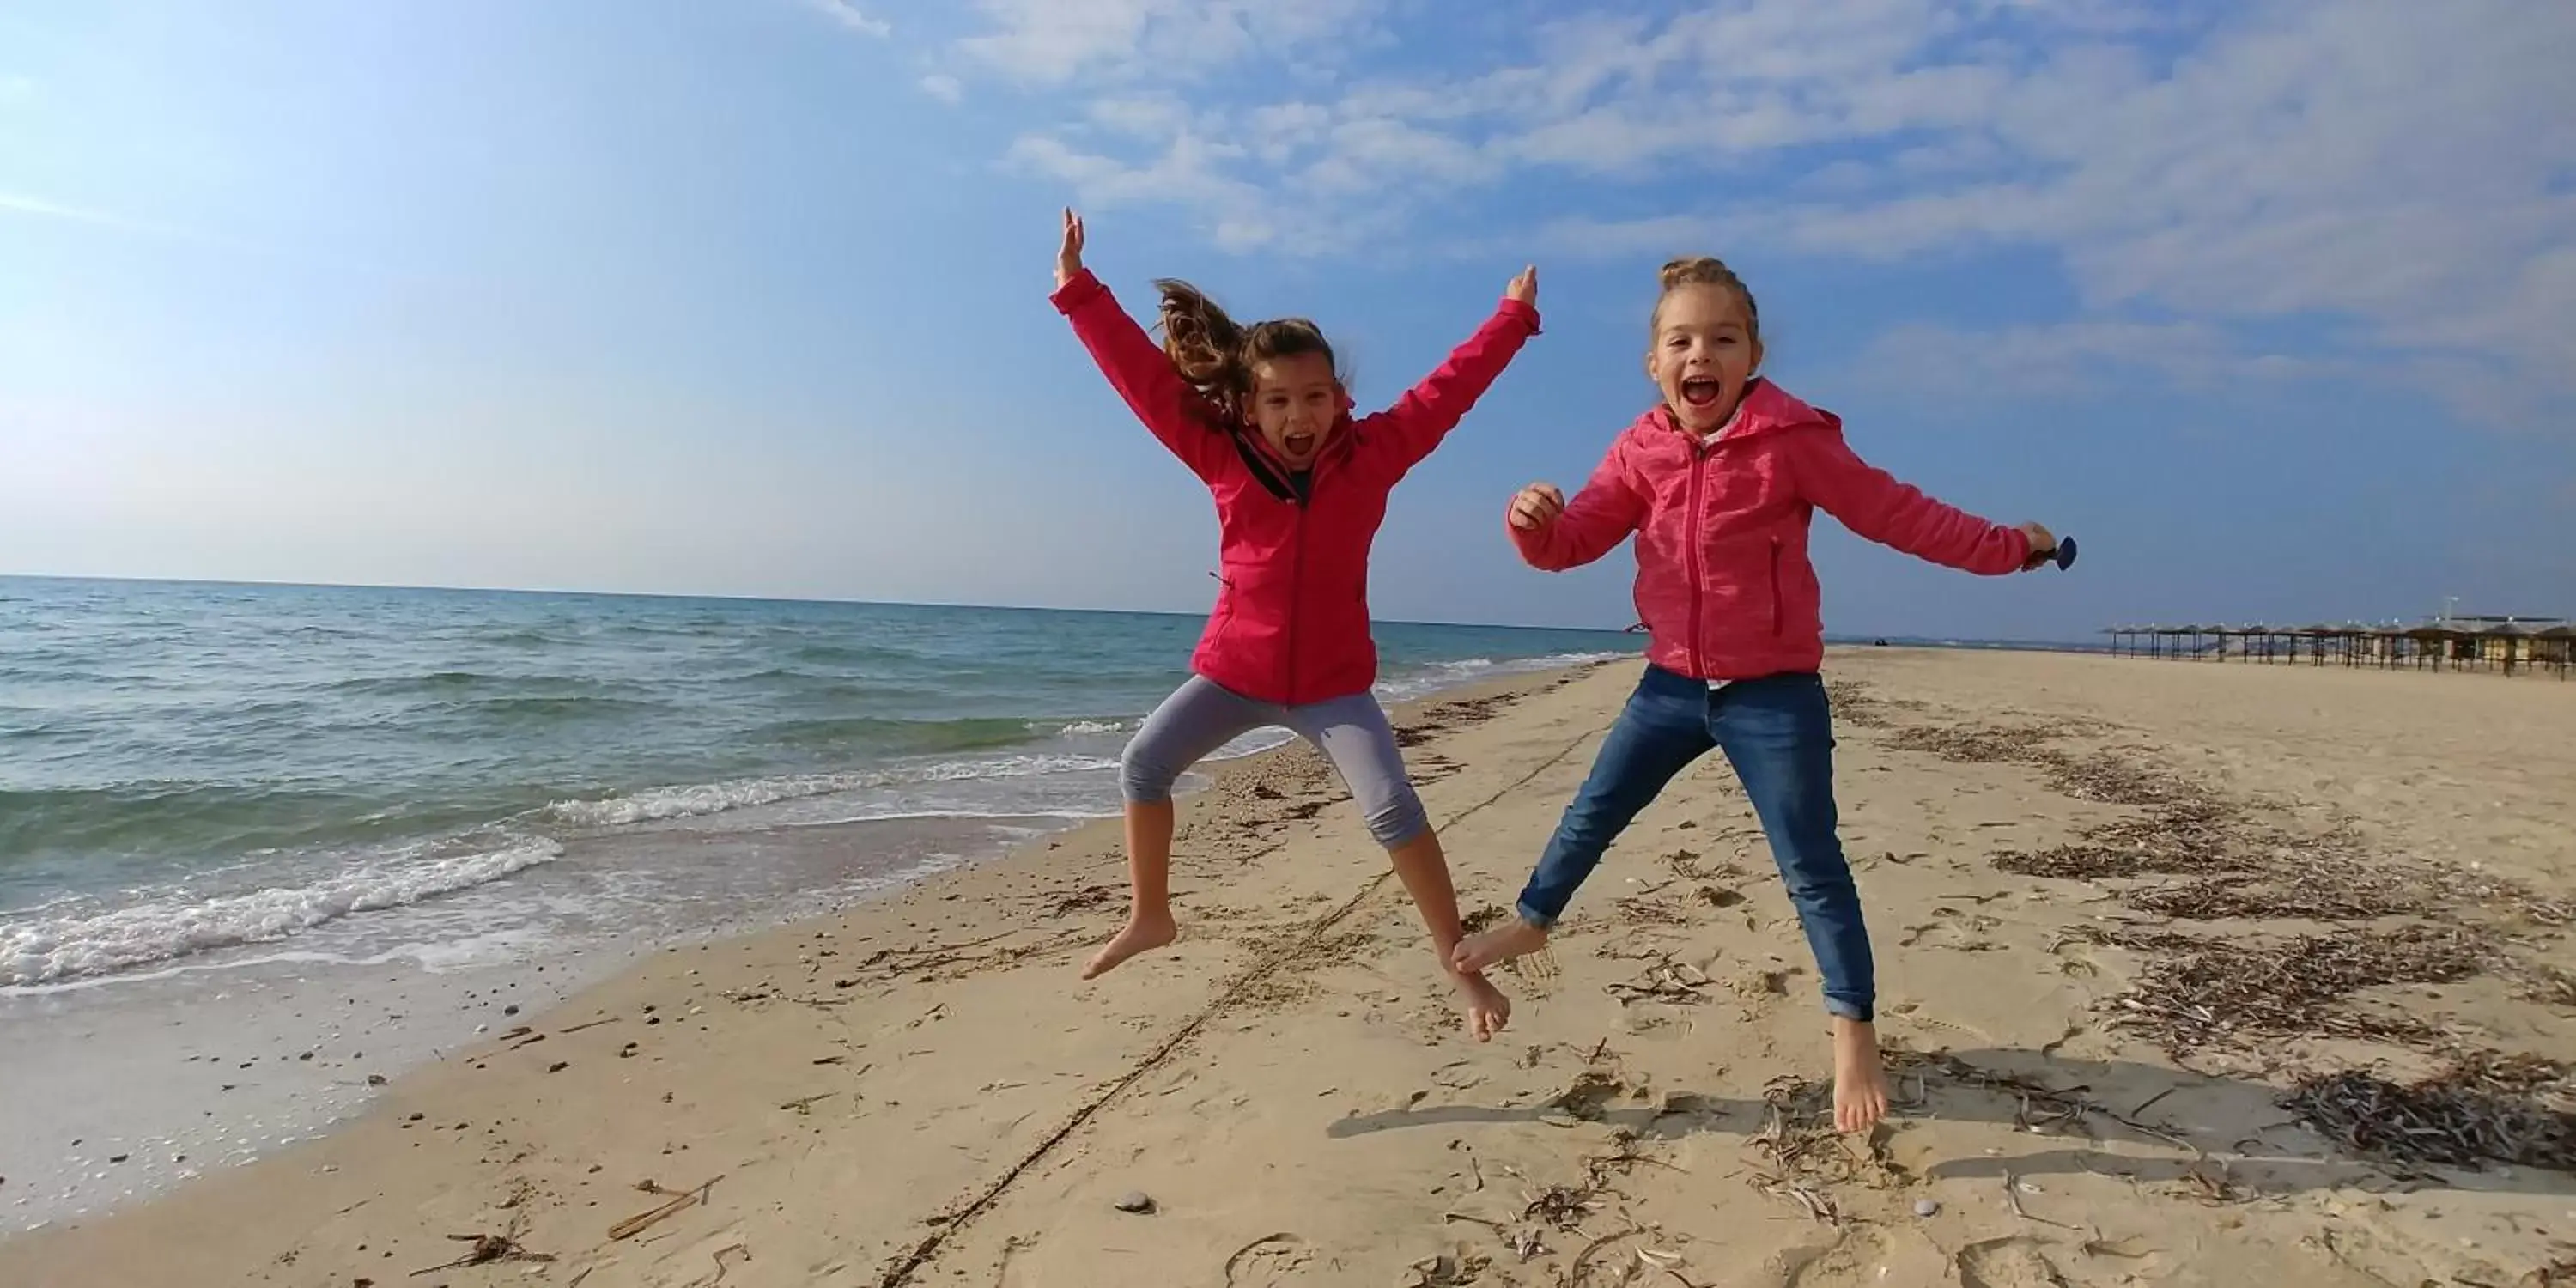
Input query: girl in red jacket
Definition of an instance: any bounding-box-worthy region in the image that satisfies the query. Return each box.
[1049,210,1539,1042]
[1455,256,2058,1126]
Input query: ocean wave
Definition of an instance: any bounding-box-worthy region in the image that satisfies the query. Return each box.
[540,754,1121,828]
[477,629,557,648]
[0,782,440,860]
[326,671,636,698]
[1375,649,1631,699]
[787,641,923,668]
[0,839,562,987]
[463,694,665,722]
[1050,719,1136,737]
[758,714,1038,754]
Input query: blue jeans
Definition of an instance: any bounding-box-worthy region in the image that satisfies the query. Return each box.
[1516,665,1874,1022]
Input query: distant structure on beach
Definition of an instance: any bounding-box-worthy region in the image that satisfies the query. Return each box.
[2102,614,2573,678]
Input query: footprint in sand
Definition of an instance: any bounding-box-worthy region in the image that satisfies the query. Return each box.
[1899,914,2003,953]
[1500,949,1561,995]
[1428,1061,1485,1091]
[1223,1233,1311,1285]
[2047,935,2101,979]
[1954,1236,2073,1288]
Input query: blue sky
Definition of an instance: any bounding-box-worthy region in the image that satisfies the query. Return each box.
[3,0,2571,641]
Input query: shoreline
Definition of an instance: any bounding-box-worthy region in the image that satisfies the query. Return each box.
[5,648,2572,1286]
[0,656,1620,1237]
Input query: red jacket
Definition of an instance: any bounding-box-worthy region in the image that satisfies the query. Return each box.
[1512,380,2030,681]
[1054,268,1540,704]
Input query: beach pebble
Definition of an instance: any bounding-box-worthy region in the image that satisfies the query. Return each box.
[1914,1199,1940,1217]
[1112,1191,1156,1214]
[504,1005,520,1017]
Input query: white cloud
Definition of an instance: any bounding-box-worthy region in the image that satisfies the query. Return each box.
[919,74,964,104]
[803,0,890,39]
[946,0,2576,408]
[958,0,1383,86]
[1086,94,1192,139]
[1005,131,1261,222]
[1851,319,2360,400]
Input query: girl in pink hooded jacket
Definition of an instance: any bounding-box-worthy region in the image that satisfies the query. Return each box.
[1454,256,2059,1133]
[1051,210,1539,1042]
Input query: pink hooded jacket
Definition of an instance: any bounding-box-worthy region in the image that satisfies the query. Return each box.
[1512,380,2032,681]
[1057,267,1540,704]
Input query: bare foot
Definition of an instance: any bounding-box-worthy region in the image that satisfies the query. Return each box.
[1832,1017,1891,1133]
[1082,911,1176,979]
[1450,918,1549,975]
[1453,970,1511,1042]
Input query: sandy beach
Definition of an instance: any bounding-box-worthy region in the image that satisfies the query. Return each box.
[4,648,2571,1287]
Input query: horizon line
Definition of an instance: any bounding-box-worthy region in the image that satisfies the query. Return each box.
[0,570,2111,649]
[0,569,1628,636]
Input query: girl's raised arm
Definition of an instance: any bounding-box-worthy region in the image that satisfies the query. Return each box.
[1368,267,1542,474]
[1048,210,1236,483]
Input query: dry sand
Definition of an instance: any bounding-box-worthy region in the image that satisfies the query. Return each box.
[3,649,2571,1287]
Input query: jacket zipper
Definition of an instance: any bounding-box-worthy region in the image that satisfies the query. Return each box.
[1285,493,1308,703]
[1684,439,1709,677]
[1768,538,1784,636]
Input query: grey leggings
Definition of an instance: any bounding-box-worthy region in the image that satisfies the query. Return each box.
[1120,675,1431,848]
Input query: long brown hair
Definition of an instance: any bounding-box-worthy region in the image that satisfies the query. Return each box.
[1154,278,1340,425]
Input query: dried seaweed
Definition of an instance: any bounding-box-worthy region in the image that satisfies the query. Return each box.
[1886,1049,2202,1160]
[2105,926,2489,1054]
[1605,955,1712,1005]
[2040,751,2211,808]
[1993,808,2246,881]
[1842,676,2576,1176]
[2515,963,2576,1011]
[1739,1075,1899,1225]
[2282,1051,2576,1170]
[1522,1182,1602,1232]
[1824,679,1892,728]
[2123,872,2426,922]
[1885,722,2074,764]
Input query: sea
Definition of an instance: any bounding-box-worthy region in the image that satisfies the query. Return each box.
[0,576,1636,1230]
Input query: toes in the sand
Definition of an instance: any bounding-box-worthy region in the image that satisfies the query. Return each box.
[1081,914,1177,980]
[1452,920,1548,975]
[1832,1018,1891,1133]
[1455,973,1511,1042]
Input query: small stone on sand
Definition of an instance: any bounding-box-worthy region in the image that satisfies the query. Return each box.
[1113,1191,1155,1214]
[1914,1198,1941,1217]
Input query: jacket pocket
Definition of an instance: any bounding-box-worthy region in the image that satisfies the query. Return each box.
[1207,571,1236,639]
[1767,539,1785,636]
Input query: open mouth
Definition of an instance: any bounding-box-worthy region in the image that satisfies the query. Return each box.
[1680,378,1723,409]
[1281,432,1316,458]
